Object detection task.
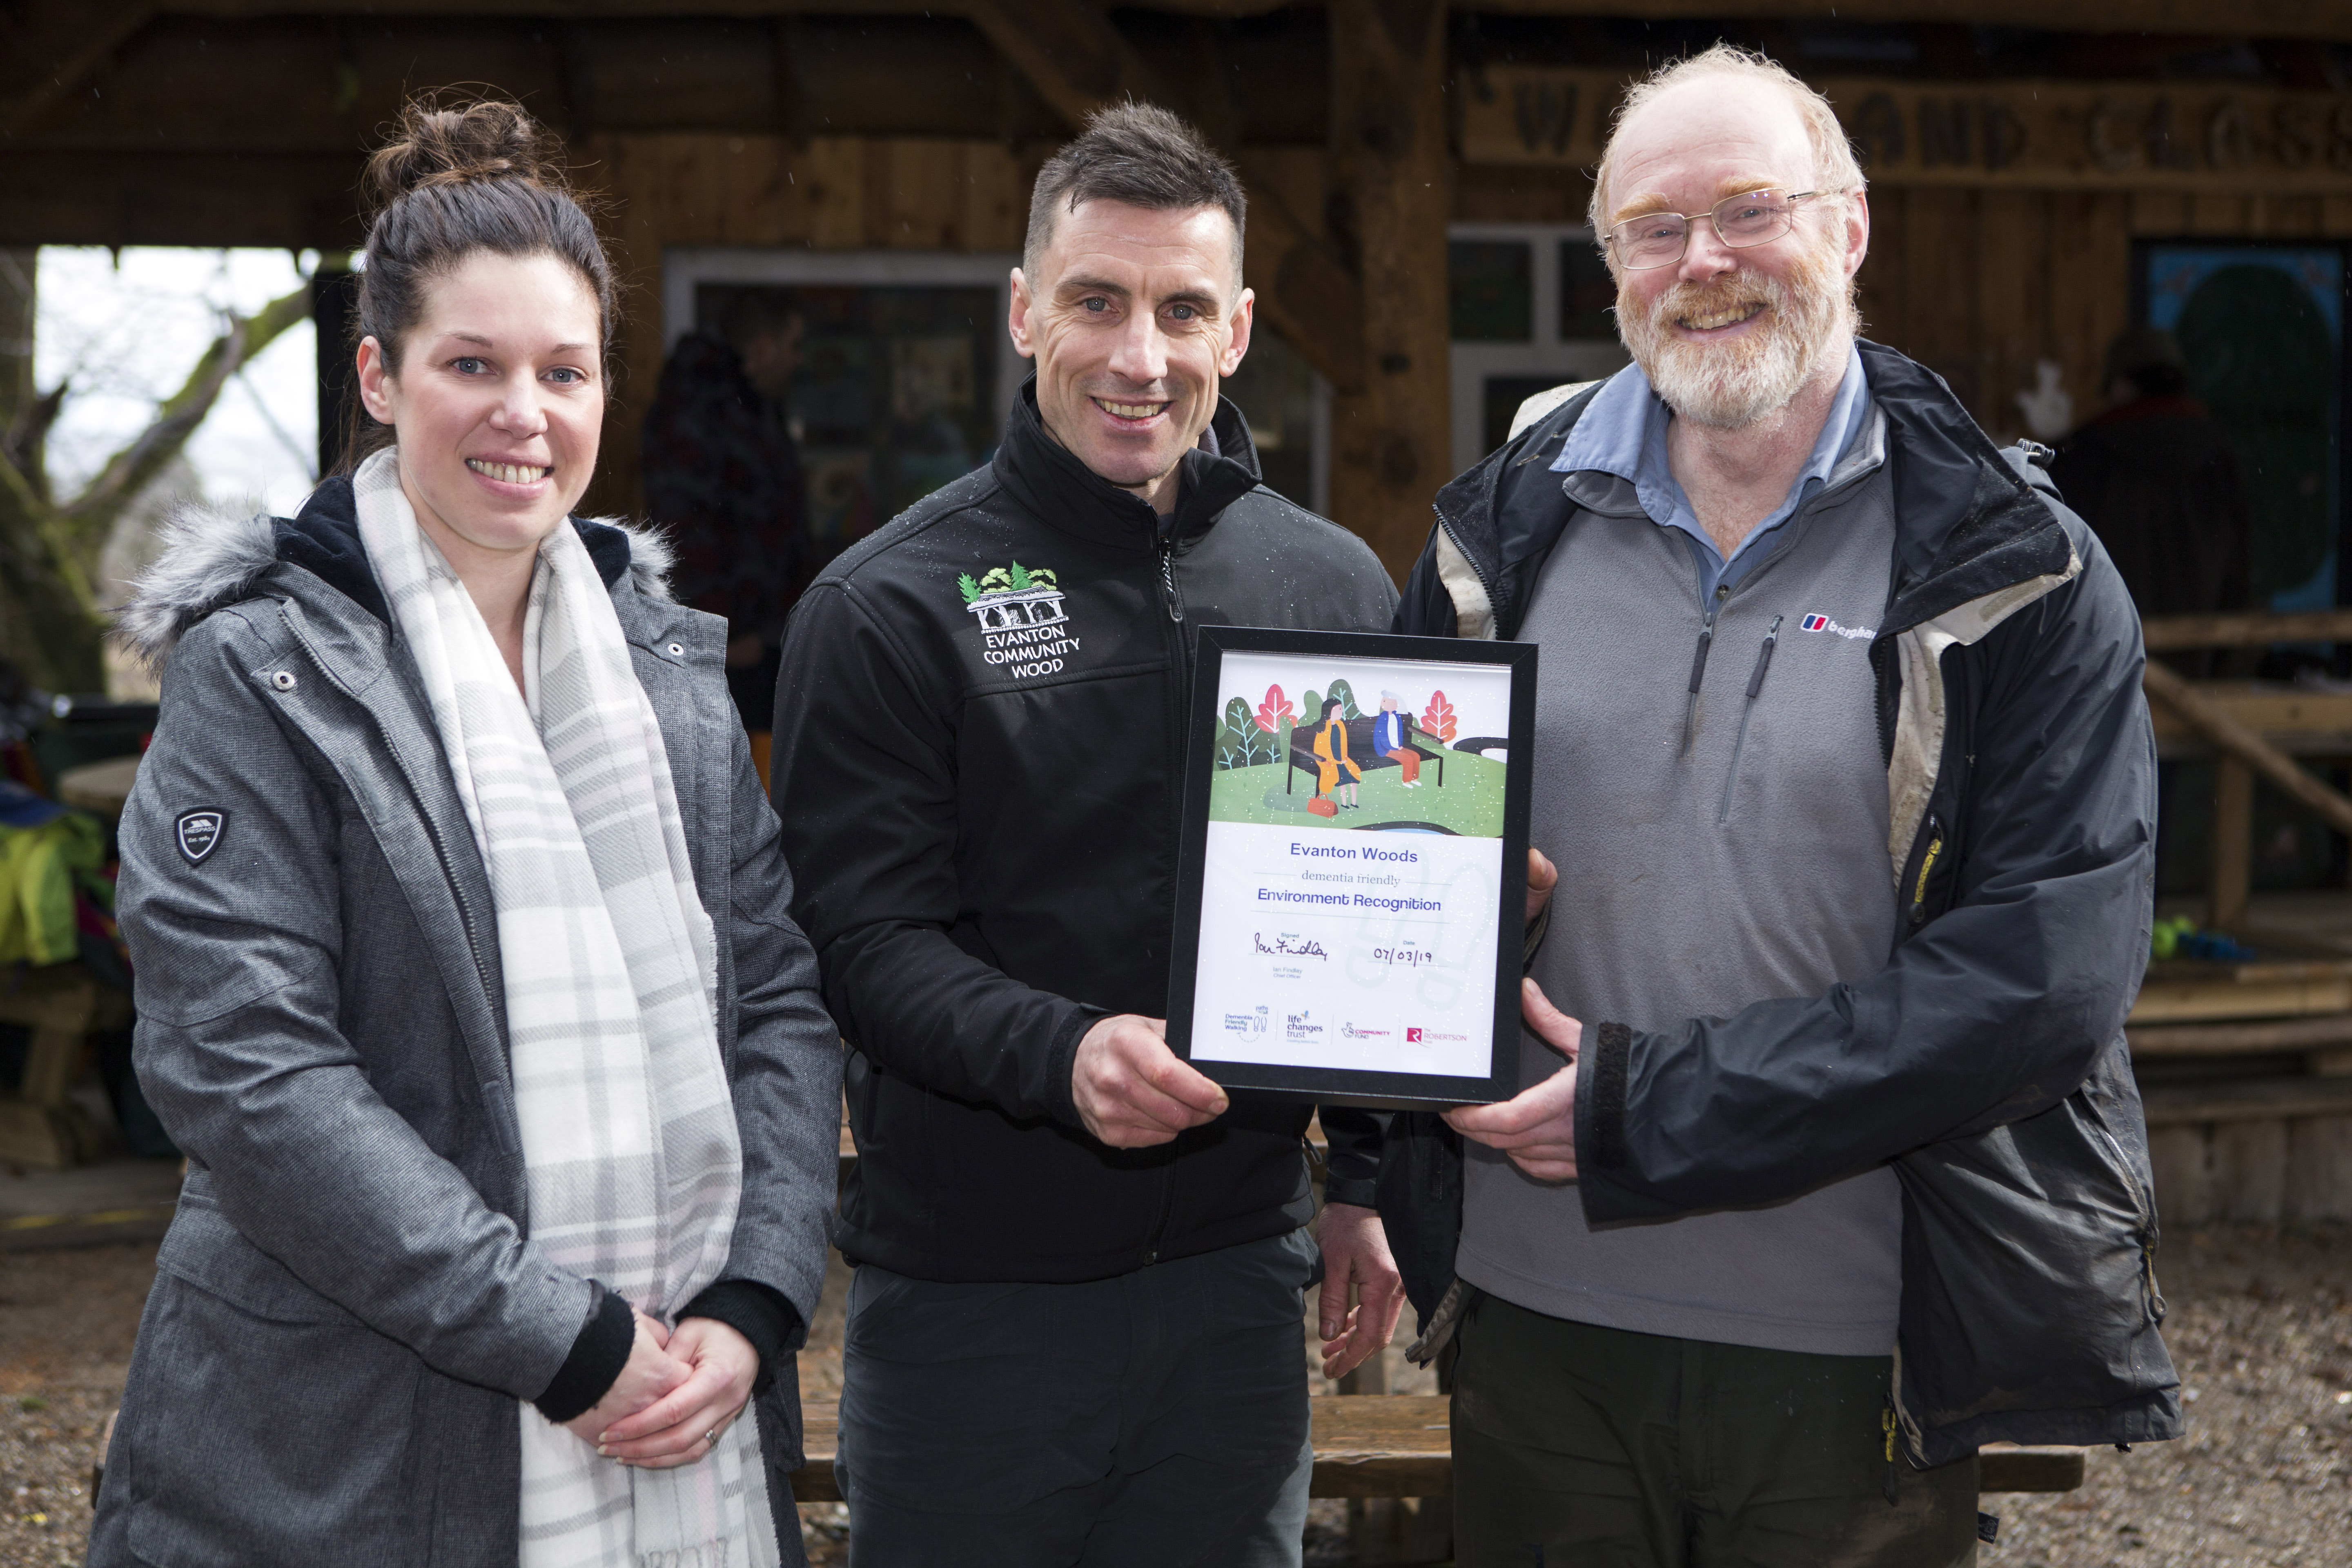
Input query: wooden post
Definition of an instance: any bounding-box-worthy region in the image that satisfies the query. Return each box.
[1327,0,1452,583]
[2209,755,2254,933]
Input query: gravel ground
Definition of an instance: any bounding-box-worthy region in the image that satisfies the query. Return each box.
[5,1223,2345,1567]
[1988,1223,2352,1567]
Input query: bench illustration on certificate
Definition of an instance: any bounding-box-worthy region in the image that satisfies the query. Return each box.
[1168,626,1536,1109]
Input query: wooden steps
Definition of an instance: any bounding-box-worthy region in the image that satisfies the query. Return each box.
[2129,959,2352,1027]
[786,1394,2083,1503]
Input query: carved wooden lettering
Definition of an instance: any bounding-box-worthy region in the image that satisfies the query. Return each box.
[1919,98,1972,167]
[1512,79,1577,157]
[1458,64,2352,192]
[1851,92,1905,169]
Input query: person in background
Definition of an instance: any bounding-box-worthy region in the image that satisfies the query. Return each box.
[2049,325,2252,673]
[641,291,809,736]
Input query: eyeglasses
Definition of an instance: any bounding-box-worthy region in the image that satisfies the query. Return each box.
[1603,189,1837,271]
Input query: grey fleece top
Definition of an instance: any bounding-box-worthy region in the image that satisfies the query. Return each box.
[1458,408,1910,1357]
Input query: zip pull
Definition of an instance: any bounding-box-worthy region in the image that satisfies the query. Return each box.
[1158,543,1185,623]
[1715,616,1782,824]
[1743,615,1783,697]
[1686,627,1713,694]
[1907,813,1945,926]
[1880,1397,1900,1506]
[1680,585,1731,757]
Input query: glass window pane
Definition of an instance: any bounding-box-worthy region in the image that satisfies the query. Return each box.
[1450,241,1532,342]
[1221,329,1317,509]
[692,282,999,572]
[1559,239,1618,341]
[1483,374,1571,457]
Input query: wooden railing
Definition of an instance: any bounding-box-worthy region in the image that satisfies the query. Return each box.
[2137,614,2352,932]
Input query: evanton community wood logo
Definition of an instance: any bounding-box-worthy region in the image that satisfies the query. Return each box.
[957,561,1082,680]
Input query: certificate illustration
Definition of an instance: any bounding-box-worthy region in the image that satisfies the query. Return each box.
[1168,627,1535,1108]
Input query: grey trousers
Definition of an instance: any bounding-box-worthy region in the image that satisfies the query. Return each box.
[836,1229,1318,1568]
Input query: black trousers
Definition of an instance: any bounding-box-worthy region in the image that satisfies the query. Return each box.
[837,1230,1316,1568]
[1452,1289,1980,1568]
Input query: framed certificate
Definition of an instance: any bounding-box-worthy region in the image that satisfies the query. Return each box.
[1167,626,1537,1109]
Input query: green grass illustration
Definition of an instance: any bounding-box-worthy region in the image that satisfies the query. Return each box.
[1206,750,1508,839]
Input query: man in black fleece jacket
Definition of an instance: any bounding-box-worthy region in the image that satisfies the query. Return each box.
[772,105,1402,1565]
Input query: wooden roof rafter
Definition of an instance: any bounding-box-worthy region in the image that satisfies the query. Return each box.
[958,0,1367,390]
[1462,0,2352,42]
[0,0,157,139]
[13,0,2352,137]
[17,0,2352,37]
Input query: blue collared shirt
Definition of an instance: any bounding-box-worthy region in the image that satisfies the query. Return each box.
[1550,346,1872,603]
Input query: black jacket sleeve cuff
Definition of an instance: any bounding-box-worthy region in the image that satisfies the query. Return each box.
[1317,1105,1390,1210]
[1047,1004,1109,1127]
[534,1284,635,1424]
[681,1280,806,1395]
[1581,1022,1633,1176]
[1524,899,1553,972]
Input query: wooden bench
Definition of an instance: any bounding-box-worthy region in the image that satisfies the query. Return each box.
[91,1395,2085,1504]
[785,1394,2084,1503]
[0,962,125,1168]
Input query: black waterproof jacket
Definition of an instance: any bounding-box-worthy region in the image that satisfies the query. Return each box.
[1381,341,2183,1466]
[773,383,1397,1283]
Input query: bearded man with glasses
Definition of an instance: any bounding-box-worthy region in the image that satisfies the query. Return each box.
[1380,45,2178,1568]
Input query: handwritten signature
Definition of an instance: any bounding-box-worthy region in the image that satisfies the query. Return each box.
[1255,933,1329,959]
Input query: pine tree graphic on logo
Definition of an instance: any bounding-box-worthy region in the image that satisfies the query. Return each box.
[957,561,1066,630]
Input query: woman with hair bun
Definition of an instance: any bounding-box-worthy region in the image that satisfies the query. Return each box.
[91,96,836,1568]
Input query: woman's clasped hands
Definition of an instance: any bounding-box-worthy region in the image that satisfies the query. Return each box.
[563,1308,760,1470]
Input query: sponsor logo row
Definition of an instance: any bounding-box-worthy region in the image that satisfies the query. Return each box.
[1217,1006,1469,1045]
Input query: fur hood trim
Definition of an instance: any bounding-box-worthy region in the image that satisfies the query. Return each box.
[115,500,279,671]
[608,516,676,603]
[116,497,676,670]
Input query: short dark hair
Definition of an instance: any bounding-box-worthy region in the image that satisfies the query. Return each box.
[716,288,804,352]
[2127,362,2189,400]
[343,94,616,472]
[1023,102,1247,291]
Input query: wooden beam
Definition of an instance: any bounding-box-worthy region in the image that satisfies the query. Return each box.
[2143,659,2352,840]
[957,0,1364,390]
[1326,0,1450,578]
[2131,1013,2352,1056]
[0,0,154,137]
[111,0,2352,42]
[1461,0,2352,44]
[2142,1074,2352,1127]
[962,0,1160,127]
[2144,609,2352,651]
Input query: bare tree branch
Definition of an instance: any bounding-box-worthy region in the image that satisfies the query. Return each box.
[1,267,315,693]
[0,445,106,691]
[61,281,311,564]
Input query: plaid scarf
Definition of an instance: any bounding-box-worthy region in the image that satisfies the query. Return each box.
[354,451,780,1568]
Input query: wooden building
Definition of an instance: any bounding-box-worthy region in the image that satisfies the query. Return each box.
[7,2,2352,1243]
[4,0,2348,588]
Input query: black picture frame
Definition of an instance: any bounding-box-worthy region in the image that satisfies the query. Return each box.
[1166,625,1538,1110]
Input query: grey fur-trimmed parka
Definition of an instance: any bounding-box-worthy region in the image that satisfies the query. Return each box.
[89,477,840,1567]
